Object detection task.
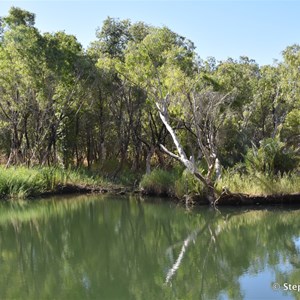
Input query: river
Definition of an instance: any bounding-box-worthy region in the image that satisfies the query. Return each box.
[0,194,299,299]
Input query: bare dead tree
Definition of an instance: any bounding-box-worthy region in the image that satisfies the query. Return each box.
[155,90,232,205]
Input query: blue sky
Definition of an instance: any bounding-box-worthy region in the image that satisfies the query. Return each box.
[1,1,300,65]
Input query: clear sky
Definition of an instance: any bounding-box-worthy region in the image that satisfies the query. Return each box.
[1,1,300,65]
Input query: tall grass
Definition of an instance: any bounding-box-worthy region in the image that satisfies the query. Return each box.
[0,167,46,199]
[139,168,206,198]
[173,169,206,198]
[216,170,300,195]
[140,167,300,199]
[0,166,109,200]
[140,169,177,196]
[1,165,298,200]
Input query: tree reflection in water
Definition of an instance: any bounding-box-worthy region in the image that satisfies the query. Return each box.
[0,195,299,299]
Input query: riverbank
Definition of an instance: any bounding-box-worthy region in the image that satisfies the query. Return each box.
[139,168,300,206]
[180,191,300,206]
[1,166,299,206]
[33,181,300,207]
[0,166,128,200]
[216,192,300,206]
[40,183,133,198]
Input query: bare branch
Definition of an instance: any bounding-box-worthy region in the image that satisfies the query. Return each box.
[159,144,181,162]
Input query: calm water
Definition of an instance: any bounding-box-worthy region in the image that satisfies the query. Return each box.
[0,195,300,300]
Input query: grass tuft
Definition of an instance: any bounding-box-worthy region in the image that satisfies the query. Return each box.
[0,166,110,200]
[140,169,177,196]
[216,170,300,196]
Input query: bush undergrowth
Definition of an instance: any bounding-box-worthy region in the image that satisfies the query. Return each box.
[216,170,300,195]
[140,167,300,198]
[0,164,298,201]
[139,167,206,198]
[0,166,110,200]
[140,169,177,196]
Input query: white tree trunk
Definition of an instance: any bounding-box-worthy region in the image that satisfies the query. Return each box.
[156,97,216,204]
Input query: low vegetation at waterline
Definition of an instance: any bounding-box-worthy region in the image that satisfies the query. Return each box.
[140,168,300,199]
[216,171,300,196]
[0,166,114,199]
[0,165,299,201]
[139,168,207,198]
[0,7,299,203]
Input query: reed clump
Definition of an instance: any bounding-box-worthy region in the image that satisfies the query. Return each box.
[0,166,108,200]
[140,169,178,196]
[216,171,300,196]
[140,167,300,199]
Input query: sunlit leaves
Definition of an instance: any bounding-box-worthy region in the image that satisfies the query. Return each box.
[2,6,35,28]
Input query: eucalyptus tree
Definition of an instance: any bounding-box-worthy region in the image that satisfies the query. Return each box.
[211,57,260,166]
[280,45,300,151]
[0,7,44,166]
[89,17,161,174]
[2,6,35,27]
[0,7,89,167]
[212,51,299,173]
[241,48,300,174]
[89,18,136,172]
[38,31,89,166]
[0,17,3,42]
[120,27,232,203]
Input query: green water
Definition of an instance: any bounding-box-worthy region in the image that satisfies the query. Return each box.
[0,195,300,300]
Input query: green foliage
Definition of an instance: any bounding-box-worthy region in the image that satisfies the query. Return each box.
[1,195,300,299]
[140,168,207,198]
[282,108,300,147]
[0,8,299,198]
[39,166,110,189]
[3,7,35,28]
[0,167,46,198]
[140,169,178,196]
[0,166,110,200]
[116,169,141,186]
[216,170,300,195]
[174,169,205,198]
[245,137,298,175]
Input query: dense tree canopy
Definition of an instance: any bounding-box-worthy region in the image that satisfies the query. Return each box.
[0,8,299,199]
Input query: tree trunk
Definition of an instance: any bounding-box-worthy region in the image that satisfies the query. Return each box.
[156,97,217,205]
[215,158,221,180]
[6,124,23,167]
[206,179,216,206]
[146,146,154,174]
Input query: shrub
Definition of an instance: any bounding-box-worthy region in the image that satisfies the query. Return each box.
[245,137,298,175]
[140,167,206,198]
[216,169,300,195]
[0,166,109,199]
[0,166,46,199]
[140,169,177,196]
[174,169,205,198]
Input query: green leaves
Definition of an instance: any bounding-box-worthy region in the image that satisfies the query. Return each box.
[2,7,35,28]
[0,8,298,177]
[0,7,91,166]
[245,137,298,175]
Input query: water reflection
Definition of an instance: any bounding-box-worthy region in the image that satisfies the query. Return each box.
[0,195,299,299]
